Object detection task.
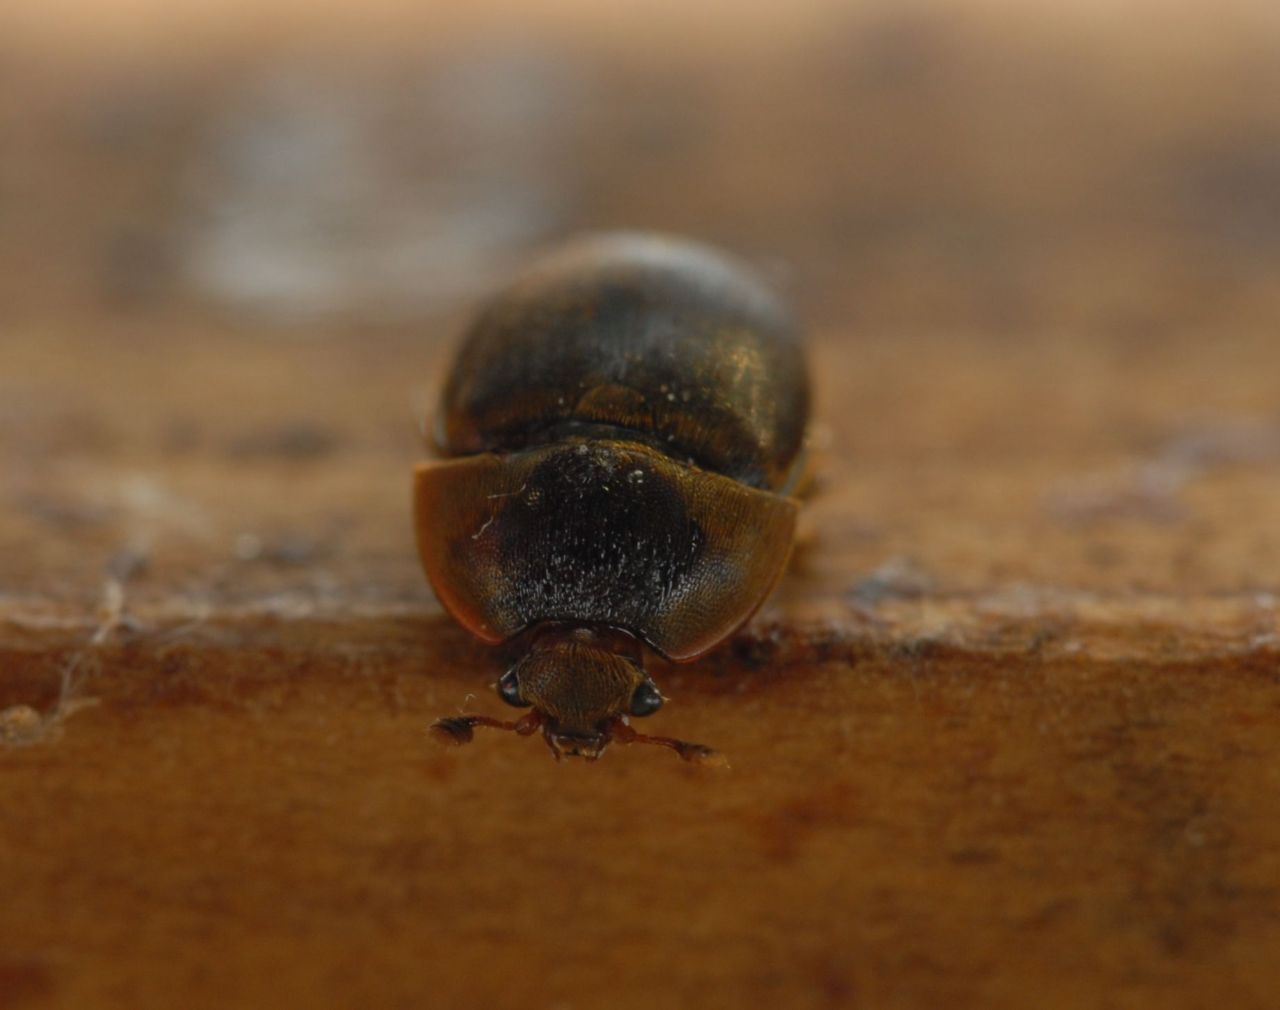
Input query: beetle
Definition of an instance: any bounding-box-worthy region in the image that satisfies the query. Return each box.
[415,232,809,762]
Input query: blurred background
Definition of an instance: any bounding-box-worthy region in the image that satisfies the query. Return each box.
[6,4,1280,1009]
[5,0,1280,613]
[6,0,1279,329]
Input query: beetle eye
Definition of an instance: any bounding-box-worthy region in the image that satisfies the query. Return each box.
[497,669,528,708]
[630,682,664,717]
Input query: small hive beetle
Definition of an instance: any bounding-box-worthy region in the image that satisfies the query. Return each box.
[415,233,809,762]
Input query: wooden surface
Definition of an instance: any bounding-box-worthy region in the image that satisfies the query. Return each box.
[4,4,1280,1008]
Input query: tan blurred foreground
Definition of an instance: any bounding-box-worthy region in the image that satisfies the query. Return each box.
[3,3,1280,1008]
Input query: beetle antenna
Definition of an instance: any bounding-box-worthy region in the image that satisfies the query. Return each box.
[430,710,541,746]
[610,720,728,768]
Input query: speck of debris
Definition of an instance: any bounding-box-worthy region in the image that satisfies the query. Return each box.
[0,705,44,745]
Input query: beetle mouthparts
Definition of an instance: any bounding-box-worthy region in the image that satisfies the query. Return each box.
[543,728,609,762]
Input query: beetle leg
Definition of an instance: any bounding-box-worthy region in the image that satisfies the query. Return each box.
[609,720,728,768]
[430,709,541,746]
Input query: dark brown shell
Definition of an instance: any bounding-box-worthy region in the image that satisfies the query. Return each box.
[417,233,809,662]
[415,440,796,661]
[435,233,809,492]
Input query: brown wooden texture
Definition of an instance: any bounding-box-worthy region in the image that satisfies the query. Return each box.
[3,4,1280,1009]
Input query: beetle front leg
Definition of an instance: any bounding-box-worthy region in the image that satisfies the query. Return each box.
[609,720,728,768]
[430,709,541,746]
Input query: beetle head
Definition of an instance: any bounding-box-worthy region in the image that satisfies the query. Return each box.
[430,627,724,765]
[505,632,649,760]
